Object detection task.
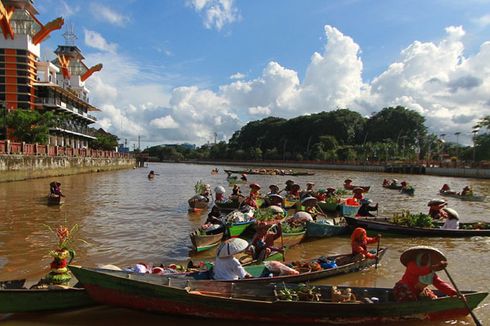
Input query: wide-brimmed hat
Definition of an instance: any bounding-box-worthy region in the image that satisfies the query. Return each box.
[327,187,336,192]
[463,186,471,190]
[268,205,285,214]
[250,183,261,190]
[442,207,459,220]
[269,184,279,190]
[427,198,447,206]
[352,187,364,193]
[268,193,283,200]
[216,238,249,258]
[400,246,447,267]
[344,179,352,183]
[317,188,326,194]
[285,180,294,185]
[214,186,226,194]
[301,196,317,205]
[306,182,315,186]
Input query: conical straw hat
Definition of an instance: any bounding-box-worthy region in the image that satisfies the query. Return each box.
[427,198,446,206]
[301,196,317,206]
[216,238,249,258]
[400,246,446,267]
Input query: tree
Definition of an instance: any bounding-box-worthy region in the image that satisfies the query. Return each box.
[5,109,55,144]
[90,128,119,150]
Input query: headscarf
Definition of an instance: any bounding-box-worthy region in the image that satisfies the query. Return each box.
[351,227,367,247]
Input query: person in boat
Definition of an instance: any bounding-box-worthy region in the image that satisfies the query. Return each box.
[147,170,155,179]
[214,186,226,202]
[382,179,390,187]
[325,187,337,198]
[300,182,315,199]
[267,184,280,196]
[202,205,225,235]
[390,179,399,187]
[244,183,261,208]
[427,199,448,220]
[440,207,459,230]
[200,184,211,202]
[439,183,456,194]
[344,179,353,189]
[280,180,295,194]
[351,227,380,259]
[357,199,378,217]
[300,196,325,220]
[352,187,364,201]
[315,188,327,202]
[400,181,409,190]
[240,173,248,182]
[393,246,457,302]
[460,186,473,197]
[213,238,252,280]
[49,181,65,197]
[230,184,242,198]
[247,221,283,261]
[289,184,301,199]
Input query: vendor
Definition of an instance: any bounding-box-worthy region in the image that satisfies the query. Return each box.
[440,207,459,230]
[213,238,252,280]
[427,199,447,220]
[351,227,380,259]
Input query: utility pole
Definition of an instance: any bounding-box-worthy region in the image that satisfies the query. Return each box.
[138,135,140,150]
[472,128,480,163]
[214,132,217,144]
[454,132,461,159]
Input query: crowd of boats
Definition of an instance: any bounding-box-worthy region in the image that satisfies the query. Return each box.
[1,169,488,324]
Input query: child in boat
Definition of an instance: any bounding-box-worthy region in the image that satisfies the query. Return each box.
[351,227,380,259]
[440,208,459,230]
[213,239,252,281]
[248,222,283,261]
[393,246,456,302]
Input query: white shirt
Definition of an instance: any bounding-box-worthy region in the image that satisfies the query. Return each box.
[212,256,248,280]
[441,218,459,230]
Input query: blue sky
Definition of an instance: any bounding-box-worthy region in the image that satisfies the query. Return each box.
[36,0,490,148]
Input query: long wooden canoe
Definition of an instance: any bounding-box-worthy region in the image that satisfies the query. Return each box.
[0,279,94,313]
[306,220,349,238]
[187,249,387,284]
[224,169,315,176]
[70,266,488,323]
[227,220,254,238]
[439,191,487,202]
[344,216,490,237]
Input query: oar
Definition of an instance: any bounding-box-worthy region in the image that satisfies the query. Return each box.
[279,223,286,262]
[375,234,381,269]
[443,268,482,326]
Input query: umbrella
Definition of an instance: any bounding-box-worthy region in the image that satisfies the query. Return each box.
[400,246,446,267]
[216,238,249,258]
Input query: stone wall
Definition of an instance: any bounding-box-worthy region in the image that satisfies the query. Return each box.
[0,155,136,182]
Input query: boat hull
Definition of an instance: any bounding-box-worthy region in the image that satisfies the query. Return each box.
[190,231,224,252]
[306,221,349,238]
[70,266,487,323]
[439,191,486,202]
[47,194,64,206]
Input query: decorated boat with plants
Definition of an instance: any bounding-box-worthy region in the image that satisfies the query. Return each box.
[0,223,94,313]
[224,210,256,237]
[344,212,490,237]
[70,265,487,323]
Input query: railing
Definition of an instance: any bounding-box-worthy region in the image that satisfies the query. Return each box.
[0,140,132,158]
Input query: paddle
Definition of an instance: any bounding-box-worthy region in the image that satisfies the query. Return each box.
[443,268,482,326]
[375,234,381,269]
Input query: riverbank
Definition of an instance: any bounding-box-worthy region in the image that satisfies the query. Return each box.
[185,160,490,179]
[0,155,136,182]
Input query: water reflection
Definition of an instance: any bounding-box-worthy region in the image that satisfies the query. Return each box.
[0,163,489,324]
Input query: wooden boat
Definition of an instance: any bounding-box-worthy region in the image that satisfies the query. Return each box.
[227,220,254,238]
[343,185,370,192]
[224,169,315,176]
[190,230,224,253]
[382,184,402,190]
[47,194,64,206]
[188,195,210,212]
[215,199,242,213]
[439,191,487,202]
[274,229,306,248]
[400,187,415,196]
[344,216,490,237]
[70,265,487,323]
[306,220,349,238]
[317,199,339,212]
[0,279,94,313]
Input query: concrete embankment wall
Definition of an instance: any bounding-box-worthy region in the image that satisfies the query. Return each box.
[191,160,490,179]
[0,155,136,182]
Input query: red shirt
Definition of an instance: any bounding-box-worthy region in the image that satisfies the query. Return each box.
[399,261,456,297]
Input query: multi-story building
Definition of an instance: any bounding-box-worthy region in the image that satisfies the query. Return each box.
[0,0,102,149]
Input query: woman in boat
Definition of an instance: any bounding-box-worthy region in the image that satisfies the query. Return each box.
[460,186,473,197]
[439,183,456,195]
[213,238,252,280]
[325,187,337,198]
[240,173,248,182]
[351,227,380,259]
[214,186,226,202]
[49,181,65,197]
[300,182,315,199]
[382,179,390,187]
[147,170,155,179]
[289,184,301,199]
[440,207,459,230]
[315,188,327,202]
[267,193,284,208]
[243,183,261,208]
[390,179,399,187]
[393,246,457,302]
[352,187,364,201]
[200,184,211,202]
[357,199,378,217]
[231,184,241,196]
[427,199,448,220]
[280,180,295,194]
[267,184,280,196]
[343,179,353,189]
[202,205,225,235]
[248,222,283,261]
[300,196,324,220]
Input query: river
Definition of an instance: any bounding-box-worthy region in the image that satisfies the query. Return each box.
[1,162,489,325]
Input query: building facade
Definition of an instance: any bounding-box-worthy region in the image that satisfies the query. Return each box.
[0,0,102,149]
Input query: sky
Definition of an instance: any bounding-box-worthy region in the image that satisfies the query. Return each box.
[35,0,490,148]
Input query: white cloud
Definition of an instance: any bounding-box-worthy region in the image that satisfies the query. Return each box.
[248,106,271,115]
[473,14,490,28]
[84,29,118,53]
[186,0,240,31]
[150,116,179,129]
[230,72,245,80]
[90,3,129,27]
[58,0,79,18]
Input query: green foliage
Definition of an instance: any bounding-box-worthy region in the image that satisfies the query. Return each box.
[392,210,433,228]
[5,109,55,144]
[90,129,119,151]
[194,180,206,195]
